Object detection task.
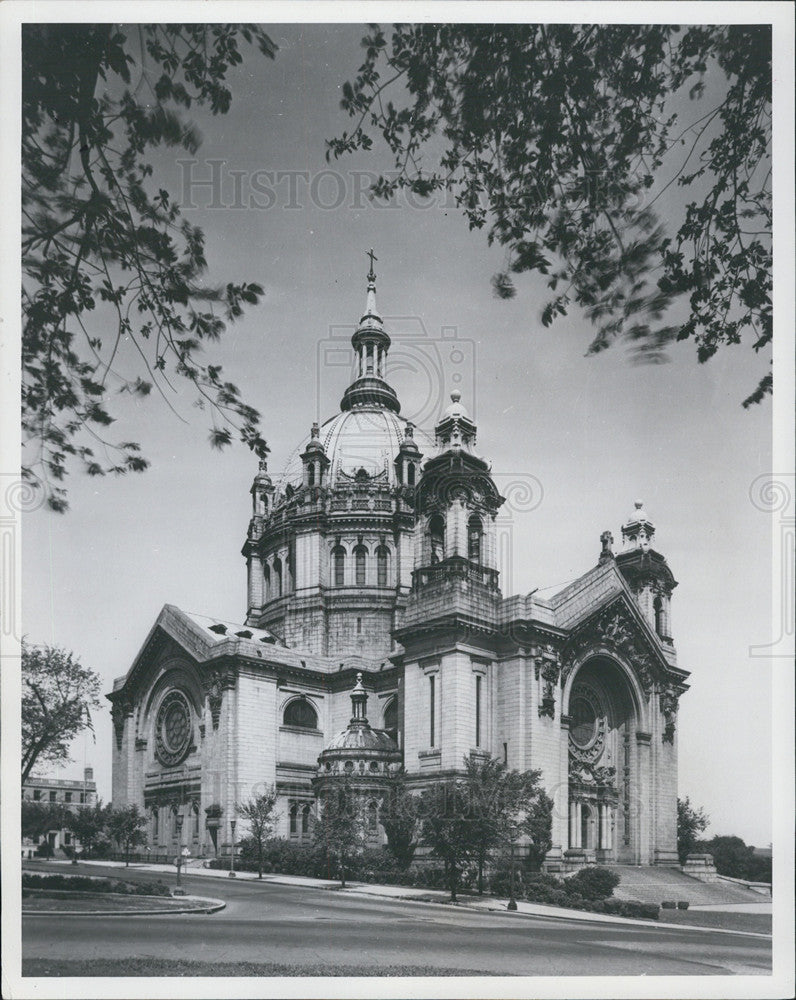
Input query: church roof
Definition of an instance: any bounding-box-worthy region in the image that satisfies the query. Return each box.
[278,406,433,494]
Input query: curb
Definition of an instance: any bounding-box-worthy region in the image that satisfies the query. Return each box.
[22,894,226,917]
[29,863,771,938]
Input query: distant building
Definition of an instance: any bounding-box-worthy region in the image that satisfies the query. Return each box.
[108,264,689,870]
[22,767,97,856]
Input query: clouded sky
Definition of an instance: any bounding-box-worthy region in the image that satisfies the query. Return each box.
[21,21,778,846]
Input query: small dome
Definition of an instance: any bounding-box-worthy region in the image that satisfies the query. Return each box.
[324,726,398,752]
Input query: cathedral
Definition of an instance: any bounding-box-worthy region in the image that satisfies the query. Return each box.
[108,260,690,869]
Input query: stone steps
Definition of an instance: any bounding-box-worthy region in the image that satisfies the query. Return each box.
[608,865,765,906]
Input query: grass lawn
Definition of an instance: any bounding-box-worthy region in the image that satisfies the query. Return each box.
[657,909,771,934]
[22,958,499,977]
[23,895,210,914]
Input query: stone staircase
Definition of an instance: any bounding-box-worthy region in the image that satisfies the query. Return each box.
[609,865,766,906]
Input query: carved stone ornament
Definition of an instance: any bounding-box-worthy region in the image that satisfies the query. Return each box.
[561,603,659,696]
[569,759,617,790]
[202,666,237,731]
[659,686,679,744]
[537,657,561,719]
[111,697,132,751]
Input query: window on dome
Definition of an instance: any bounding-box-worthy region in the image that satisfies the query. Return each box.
[283,699,318,730]
[376,545,389,587]
[367,800,379,833]
[333,546,345,586]
[273,557,283,597]
[355,545,367,586]
[468,514,483,563]
[429,514,445,564]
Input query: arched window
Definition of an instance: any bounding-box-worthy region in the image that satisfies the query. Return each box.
[289,803,298,836]
[367,800,379,833]
[429,514,445,564]
[468,514,483,563]
[307,463,315,487]
[286,544,295,593]
[273,557,283,597]
[332,545,345,586]
[301,804,311,836]
[193,801,200,837]
[654,594,665,637]
[376,545,389,587]
[283,699,318,730]
[264,563,271,602]
[383,698,398,741]
[152,807,159,841]
[355,545,367,586]
[407,463,416,486]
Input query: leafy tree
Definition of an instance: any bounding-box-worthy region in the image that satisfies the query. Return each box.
[313,779,365,887]
[418,779,476,902]
[66,800,112,856]
[108,803,147,865]
[21,639,101,784]
[699,834,770,882]
[237,790,278,878]
[379,768,418,869]
[677,796,709,864]
[22,800,68,844]
[463,755,551,892]
[22,24,277,511]
[524,789,554,871]
[330,24,772,406]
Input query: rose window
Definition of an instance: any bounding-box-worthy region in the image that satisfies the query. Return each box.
[570,696,598,749]
[155,690,192,766]
[568,683,607,762]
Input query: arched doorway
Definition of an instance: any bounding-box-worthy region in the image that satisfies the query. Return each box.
[566,655,641,864]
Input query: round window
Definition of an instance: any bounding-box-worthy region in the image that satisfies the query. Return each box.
[155,690,192,767]
[570,696,598,749]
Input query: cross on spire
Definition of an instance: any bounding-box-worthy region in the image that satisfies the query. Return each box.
[366,248,378,284]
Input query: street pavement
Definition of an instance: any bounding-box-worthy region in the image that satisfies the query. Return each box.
[21,861,772,977]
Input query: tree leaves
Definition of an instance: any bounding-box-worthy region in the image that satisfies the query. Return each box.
[329,24,772,407]
[21,639,102,784]
[22,25,277,511]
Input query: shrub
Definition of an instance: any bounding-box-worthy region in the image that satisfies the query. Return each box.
[21,873,170,897]
[620,901,660,920]
[661,900,677,909]
[564,866,621,901]
[677,901,689,910]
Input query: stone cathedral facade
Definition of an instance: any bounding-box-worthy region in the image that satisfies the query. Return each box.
[108,264,689,869]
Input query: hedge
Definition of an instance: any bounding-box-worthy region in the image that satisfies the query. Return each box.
[22,873,171,897]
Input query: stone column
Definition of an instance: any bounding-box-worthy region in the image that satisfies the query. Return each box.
[574,800,583,849]
[569,801,577,849]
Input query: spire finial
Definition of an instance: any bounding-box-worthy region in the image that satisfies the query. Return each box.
[366,248,378,285]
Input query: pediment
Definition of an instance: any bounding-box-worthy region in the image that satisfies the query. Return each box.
[560,592,680,697]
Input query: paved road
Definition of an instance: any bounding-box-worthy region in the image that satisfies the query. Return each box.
[22,863,771,976]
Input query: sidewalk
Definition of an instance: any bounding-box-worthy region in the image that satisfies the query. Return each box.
[33,859,770,935]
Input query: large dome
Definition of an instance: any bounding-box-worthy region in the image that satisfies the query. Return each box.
[278,405,434,494]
